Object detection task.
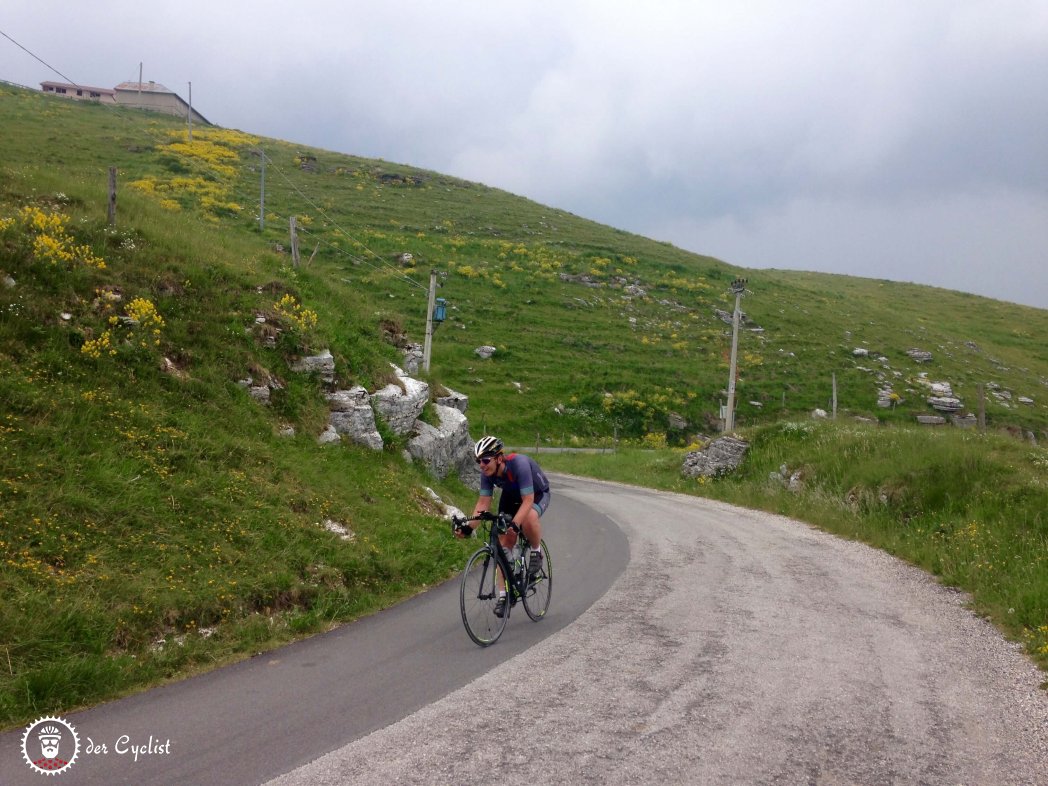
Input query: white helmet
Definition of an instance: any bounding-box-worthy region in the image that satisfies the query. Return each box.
[474,435,504,459]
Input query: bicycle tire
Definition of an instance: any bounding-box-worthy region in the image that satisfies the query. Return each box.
[460,547,508,646]
[522,539,552,621]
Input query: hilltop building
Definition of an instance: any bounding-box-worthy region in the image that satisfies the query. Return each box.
[41,81,117,104]
[39,79,209,125]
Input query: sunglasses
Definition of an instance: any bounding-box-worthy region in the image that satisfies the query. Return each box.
[476,456,497,466]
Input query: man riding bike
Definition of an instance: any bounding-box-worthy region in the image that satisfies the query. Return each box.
[455,435,551,618]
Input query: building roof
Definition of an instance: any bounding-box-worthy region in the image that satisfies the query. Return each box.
[41,81,116,96]
[114,80,174,94]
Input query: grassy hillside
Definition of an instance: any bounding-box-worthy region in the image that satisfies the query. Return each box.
[1,83,1046,727]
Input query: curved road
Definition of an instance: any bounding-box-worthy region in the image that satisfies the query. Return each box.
[267,474,1048,785]
[0,482,628,785]
[5,475,1048,784]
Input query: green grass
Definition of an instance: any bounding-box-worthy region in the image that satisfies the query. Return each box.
[1,82,1046,727]
[540,423,1048,678]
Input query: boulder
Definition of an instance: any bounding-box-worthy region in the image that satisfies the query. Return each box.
[424,487,467,522]
[927,396,963,413]
[401,342,423,375]
[769,463,806,493]
[406,404,478,488]
[681,435,749,478]
[916,415,947,426]
[327,386,383,450]
[475,345,497,359]
[291,350,336,384]
[371,366,429,436]
[435,387,469,413]
[317,425,341,445]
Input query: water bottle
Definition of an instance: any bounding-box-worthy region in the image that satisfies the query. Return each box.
[509,544,523,579]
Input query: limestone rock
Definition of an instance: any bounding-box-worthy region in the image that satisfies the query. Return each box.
[326,386,383,450]
[371,366,429,436]
[916,415,947,425]
[681,435,749,478]
[927,396,963,413]
[317,425,341,444]
[407,404,478,488]
[435,387,469,413]
[401,343,423,375]
[291,350,335,384]
[424,487,466,522]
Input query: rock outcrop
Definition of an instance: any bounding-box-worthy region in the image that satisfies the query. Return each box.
[371,366,429,436]
[290,350,336,384]
[326,387,384,450]
[407,404,478,488]
[681,435,750,478]
[280,350,475,482]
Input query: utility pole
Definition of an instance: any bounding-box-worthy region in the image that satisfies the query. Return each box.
[723,277,748,433]
[423,269,437,373]
[187,81,193,141]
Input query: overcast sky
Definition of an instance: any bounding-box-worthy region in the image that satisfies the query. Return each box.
[3,1,1046,308]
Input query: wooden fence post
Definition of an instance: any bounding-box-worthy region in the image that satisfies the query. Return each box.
[290,215,300,267]
[107,167,117,226]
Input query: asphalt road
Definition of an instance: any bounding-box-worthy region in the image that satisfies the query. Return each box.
[6,474,1048,784]
[0,483,629,786]
[266,474,1048,786]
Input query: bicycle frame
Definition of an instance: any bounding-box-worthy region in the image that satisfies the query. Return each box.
[456,511,551,645]
[469,514,527,609]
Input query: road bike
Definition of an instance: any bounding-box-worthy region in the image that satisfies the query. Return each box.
[452,511,552,646]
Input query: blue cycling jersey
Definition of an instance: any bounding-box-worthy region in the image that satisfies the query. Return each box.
[480,453,550,503]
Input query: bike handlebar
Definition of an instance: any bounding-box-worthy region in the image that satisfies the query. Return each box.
[452,511,517,536]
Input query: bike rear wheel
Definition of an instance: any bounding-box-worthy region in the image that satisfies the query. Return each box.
[522,539,552,622]
[460,547,508,646]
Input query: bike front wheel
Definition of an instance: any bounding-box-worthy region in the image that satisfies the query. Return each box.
[522,540,552,622]
[460,547,508,646]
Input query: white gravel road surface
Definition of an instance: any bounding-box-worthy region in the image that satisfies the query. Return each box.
[267,475,1048,785]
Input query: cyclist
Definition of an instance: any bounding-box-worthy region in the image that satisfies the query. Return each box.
[456,435,551,617]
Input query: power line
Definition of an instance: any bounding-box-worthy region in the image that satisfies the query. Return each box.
[0,27,81,87]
